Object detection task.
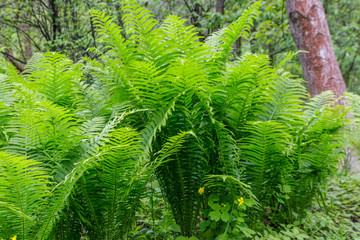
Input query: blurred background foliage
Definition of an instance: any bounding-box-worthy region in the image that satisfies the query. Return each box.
[0,0,359,91]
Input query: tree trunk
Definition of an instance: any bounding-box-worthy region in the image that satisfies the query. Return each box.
[216,0,225,14]
[286,0,346,99]
[214,0,225,31]
[49,0,61,49]
[21,22,32,60]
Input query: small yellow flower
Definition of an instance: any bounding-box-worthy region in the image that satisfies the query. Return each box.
[237,197,244,206]
[11,236,17,240]
[221,203,226,207]
[307,92,311,98]
[198,187,204,195]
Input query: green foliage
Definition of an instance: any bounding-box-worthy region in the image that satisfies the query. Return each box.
[255,174,360,240]
[0,152,50,240]
[0,1,355,239]
[26,52,80,107]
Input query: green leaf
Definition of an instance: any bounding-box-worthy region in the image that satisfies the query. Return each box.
[175,237,187,240]
[170,223,182,233]
[209,211,221,222]
[223,204,231,212]
[209,202,221,211]
[221,212,230,222]
[244,198,256,207]
[282,185,292,193]
[189,237,199,240]
[238,226,256,237]
[200,221,210,232]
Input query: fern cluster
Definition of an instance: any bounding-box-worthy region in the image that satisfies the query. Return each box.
[0,1,354,239]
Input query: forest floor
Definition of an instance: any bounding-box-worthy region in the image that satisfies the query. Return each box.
[256,173,360,239]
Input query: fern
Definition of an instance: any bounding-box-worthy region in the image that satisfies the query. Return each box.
[90,10,135,66]
[240,121,293,197]
[7,101,81,182]
[155,131,206,236]
[121,0,167,66]
[0,1,353,238]
[209,1,261,63]
[255,74,306,128]
[26,53,80,108]
[87,128,144,238]
[0,152,50,239]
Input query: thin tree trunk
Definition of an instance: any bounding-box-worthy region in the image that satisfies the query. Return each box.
[286,0,346,99]
[214,0,225,31]
[216,0,225,14]
[4,49,25,72]
[21,22,32,60]
[49,0,61,50]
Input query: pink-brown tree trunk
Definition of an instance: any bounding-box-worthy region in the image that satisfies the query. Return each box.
[286,0,346,99]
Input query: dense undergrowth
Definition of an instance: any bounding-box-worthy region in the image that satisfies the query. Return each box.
[0,0,359,239]
[256,173,360,240]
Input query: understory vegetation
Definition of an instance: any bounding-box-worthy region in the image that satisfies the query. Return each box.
[255,174,360,240]
[0,1,359,239]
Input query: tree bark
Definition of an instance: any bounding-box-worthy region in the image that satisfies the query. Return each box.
[286,0,346,99]
[21,22,32,60]
[49,0,61,44]
[214,0,225,31]
[4,49,25,72]
[216,0,225,14]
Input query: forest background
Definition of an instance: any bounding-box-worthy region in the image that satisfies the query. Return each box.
[1,0,359,93]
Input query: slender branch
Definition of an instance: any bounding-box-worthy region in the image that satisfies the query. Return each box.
[1,50,25,72]
[0,19,42,50]
[269,46,292,57]
[1,51,26,64]
[183,0,193,13]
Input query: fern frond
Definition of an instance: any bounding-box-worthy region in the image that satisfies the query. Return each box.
[165,58,211,94]
[215,53,274,132]
[7,101,81,181]
[121,0,168,66]
[204,175,258,206]
[161,15,201,53]
[0,102,14,148]
[240,121,293,198]
[74,78,111,118]
[0,57,25,84]
[304,90,336,118]
[127,60,164,110]
[276,51,306,70]
[0,152,50,239]
[79,111,132,160]
[94,128,143,236]
[35,152,101,240]
[205,28,226,52]
[27,52,80,108]
[21,53,45,76]
[70,126,150,239]
[217,1,261,62]
[140,98,177,155]
[155,131,206,236]
[90,10,135,65]
[0,72,15,105]
[214,121,240,177]
[345,92,360,118]
[255,75,306,128]
[154,130,195,164]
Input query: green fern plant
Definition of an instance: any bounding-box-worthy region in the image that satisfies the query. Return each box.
[0,152,51,239]
[87,0,350,237]
[0,0,354,239]
[26,52,80,108]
